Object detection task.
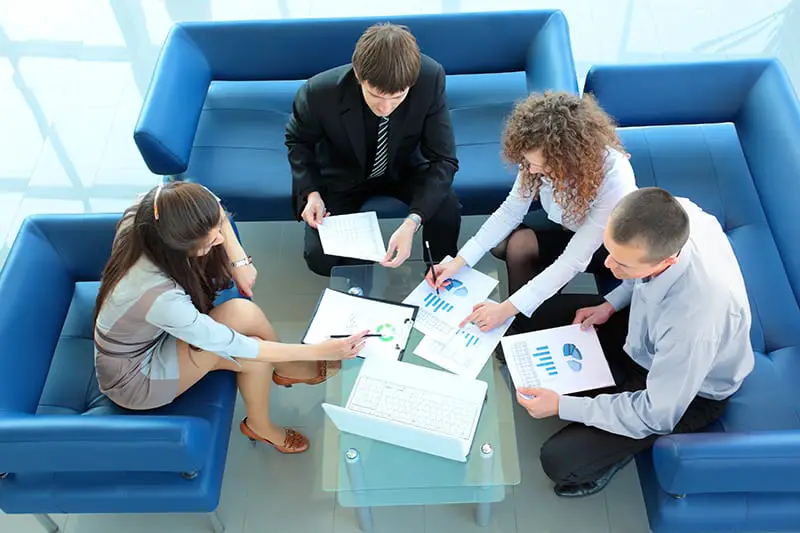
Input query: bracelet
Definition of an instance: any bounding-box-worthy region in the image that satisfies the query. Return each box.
[230,256,253,268]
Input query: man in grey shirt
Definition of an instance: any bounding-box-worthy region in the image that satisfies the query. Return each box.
[515,187,754,497]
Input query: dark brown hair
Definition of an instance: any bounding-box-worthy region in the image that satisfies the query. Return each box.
[95,182,232,321]
[352,23,421,94]
[502,91,624,225]
[610,187,690,263]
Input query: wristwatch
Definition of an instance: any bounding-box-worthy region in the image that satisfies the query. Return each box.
[405,213,423,233]
[230,256,253,268]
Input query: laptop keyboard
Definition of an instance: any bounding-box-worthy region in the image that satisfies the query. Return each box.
[348,376,480,439]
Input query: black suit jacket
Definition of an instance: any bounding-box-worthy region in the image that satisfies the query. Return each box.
[285,55,458,221]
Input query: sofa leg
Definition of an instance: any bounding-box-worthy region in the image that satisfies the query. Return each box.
[33,514,59,533]
[209,510,225,533]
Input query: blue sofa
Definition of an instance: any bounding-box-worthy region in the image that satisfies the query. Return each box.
[585,58,800,532]
[133,10,577,221]
[0,214,244,532]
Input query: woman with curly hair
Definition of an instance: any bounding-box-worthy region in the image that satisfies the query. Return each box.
[427,92,636,333]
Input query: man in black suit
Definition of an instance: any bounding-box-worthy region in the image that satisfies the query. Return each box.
[286,23,461,276]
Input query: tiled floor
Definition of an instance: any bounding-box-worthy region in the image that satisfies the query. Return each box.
[2,1,800,532]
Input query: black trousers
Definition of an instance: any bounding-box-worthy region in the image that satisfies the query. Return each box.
[303,178,461,276]
[516,294,729,486]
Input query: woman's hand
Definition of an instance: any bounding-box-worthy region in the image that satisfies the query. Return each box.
[232,263,258,298]
[460,300,519,332]
[425,256,465,289]
[316,331,369,360]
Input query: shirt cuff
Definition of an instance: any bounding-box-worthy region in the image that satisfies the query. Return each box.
[508,289,536,318]
[457,238,485,267]
[604,286,632,311]
[233,334,261,359]
[558,395,590,423]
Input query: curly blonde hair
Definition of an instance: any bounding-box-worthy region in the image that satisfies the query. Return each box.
[501,91,623,225]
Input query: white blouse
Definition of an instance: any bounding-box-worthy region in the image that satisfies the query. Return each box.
[457,148,637,317]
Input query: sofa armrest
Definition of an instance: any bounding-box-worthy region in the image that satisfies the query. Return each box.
[134,25,212,175]
[653,431,800,495]
[0,415,212,474]
[525,10,578,95]
[582,60,771,127]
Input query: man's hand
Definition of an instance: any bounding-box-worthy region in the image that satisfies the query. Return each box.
[381,218,416,268]
[516,387,560,418]
[459,300,519,332]
[301,192,327,229]
[572,301,616,331]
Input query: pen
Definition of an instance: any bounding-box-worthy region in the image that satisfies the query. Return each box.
[424,240,440,295]
[330,334,383,338]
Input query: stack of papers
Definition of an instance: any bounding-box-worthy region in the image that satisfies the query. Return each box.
[413,301,513,379]
[402,258,498,342]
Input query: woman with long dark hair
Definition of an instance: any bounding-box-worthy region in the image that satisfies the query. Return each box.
[94,182,366,454]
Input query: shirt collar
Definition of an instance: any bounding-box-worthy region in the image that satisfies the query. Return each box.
[636,239,694,303]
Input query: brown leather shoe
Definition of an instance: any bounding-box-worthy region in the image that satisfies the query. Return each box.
[272,360,341,388]
[239,418,309,454]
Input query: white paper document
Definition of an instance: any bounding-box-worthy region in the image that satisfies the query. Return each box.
[322,357,488,462]
[317,211,386,262]
[500,324,615,395]
[414,301,514,379]
[303,288,416,362]
[402,259,498,341]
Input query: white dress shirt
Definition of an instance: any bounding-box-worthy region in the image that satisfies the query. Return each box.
[558,198,755,439]
[458,148,637,316]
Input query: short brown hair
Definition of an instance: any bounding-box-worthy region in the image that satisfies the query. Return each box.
[502,92,623,225]
[609,188,690,263]
[352,23,421,94]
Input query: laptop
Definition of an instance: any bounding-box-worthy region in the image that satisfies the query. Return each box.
[322,357,488,462]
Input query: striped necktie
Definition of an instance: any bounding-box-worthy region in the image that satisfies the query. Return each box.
[369,116,390,178]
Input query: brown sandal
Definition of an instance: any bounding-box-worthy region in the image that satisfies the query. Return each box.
[239,417,309,454]
[272,360,341,388]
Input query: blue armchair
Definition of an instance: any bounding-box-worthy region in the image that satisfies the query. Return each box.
[0,214,244,532]
[134,10,577,221]
[584,58,800,532]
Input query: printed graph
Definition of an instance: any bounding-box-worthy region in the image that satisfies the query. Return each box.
[424,292,454,313]
[376,323,396,342]
[444,278,469,297]
[458,328,480,348]
[563,343,583,372]
[533,345,558,376]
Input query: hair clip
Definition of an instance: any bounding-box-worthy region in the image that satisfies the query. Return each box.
[153,183,163,221]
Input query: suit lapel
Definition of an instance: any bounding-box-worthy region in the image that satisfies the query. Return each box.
[340,75,366,171]
[386,98,410,170]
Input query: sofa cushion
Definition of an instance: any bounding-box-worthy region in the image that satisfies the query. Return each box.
[184,72,528,220]
[620,122,800,433]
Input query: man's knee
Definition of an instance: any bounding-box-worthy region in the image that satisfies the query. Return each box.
[304,247,340,277]
[539,436,574,485]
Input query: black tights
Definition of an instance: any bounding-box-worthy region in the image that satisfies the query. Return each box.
[491,227,541,297]
[491,225,610,301]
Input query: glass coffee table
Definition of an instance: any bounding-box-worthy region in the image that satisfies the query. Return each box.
[321,261,521,531]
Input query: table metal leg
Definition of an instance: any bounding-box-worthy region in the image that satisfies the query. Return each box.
[33,514,59,533]
[345,448,374,532]
[475,443,494,527]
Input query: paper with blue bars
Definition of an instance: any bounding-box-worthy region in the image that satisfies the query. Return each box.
[500,324,614,395]
[413,300,514,379]
[402,257,498,341]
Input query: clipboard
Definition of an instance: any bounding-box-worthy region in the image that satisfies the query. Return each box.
[302,288,419,361]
